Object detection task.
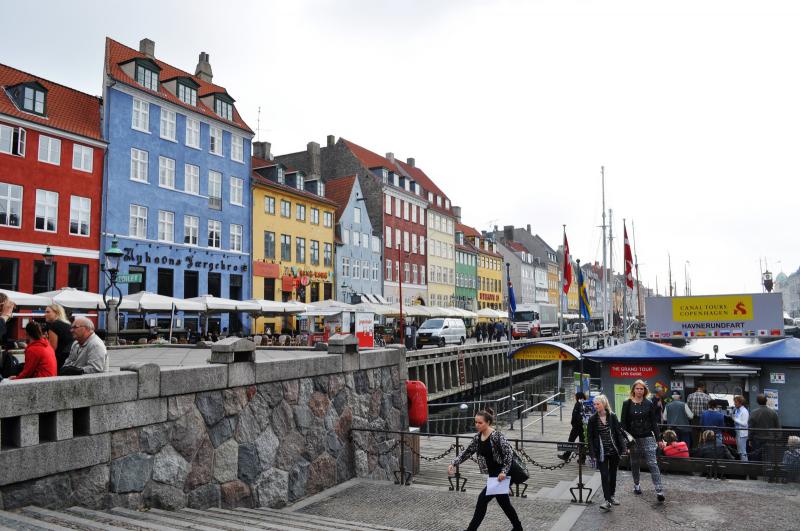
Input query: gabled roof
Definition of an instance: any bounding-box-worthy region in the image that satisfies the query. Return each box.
[341,138,402,174]
[325,175,358,222]
[458,223,482,238]
[0,63,103,141]
[395,159,454,216]
[506,241,528,254]
[456,239,478,254]
[105,37,253,134]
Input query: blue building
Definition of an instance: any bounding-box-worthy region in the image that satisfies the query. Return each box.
[102,38,253,334]
[325,175,383,303]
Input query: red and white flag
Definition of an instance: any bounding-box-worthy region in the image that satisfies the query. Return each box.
[562,230,572,295]
[624,222,634,289]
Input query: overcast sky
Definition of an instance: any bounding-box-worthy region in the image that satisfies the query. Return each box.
[3,0,797,296]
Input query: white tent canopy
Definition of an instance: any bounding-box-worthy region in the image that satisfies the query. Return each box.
[185,295,261,312]
[246,299,309,313]
[0,289,51,308]
[38,287,115,310]
[352,302,396,316]
[477,308,508,319]
[121,292,205,312]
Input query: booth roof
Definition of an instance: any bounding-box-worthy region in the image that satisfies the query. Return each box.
[584,340,704,361]
[726,337,800,361]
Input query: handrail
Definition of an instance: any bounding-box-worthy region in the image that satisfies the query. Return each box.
[430,390,526,408]
[520,391,563,416]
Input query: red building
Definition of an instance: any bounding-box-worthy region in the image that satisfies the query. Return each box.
[0,64,105,295]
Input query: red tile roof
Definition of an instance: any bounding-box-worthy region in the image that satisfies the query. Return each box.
[105,38,253,134]
[456,240,478,254]
[0,63,103,141]
[324,175,357,222]
[458,223,481,238]
[341,138,402,173]
[395,159,449,205]
[506,241,528,253]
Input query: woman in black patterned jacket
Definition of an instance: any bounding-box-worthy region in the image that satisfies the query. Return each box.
[449,408,523,531]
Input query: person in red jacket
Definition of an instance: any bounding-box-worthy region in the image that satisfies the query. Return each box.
[9,321,57,380]
[661,429,690,458]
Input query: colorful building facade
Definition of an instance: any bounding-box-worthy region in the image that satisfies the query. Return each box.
[102,38,253,333]
[0,63,105,296]
[462,225,503,310]
[455,228,478,311]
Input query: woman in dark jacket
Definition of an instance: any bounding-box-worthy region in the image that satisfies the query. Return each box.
[621,379,666,501]
[691,430,735,460]
[44,304,74,369]
[587,394,628,511]
[449,408,523,531]
[559,392,587,462]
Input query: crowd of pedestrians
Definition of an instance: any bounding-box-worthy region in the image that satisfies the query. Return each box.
[474,320,508,342]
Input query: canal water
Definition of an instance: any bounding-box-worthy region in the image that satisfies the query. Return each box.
[423,366,561,434]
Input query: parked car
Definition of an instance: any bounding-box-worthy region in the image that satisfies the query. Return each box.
[416,318,466,348]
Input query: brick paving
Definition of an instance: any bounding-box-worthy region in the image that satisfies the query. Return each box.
[295,480,570,531]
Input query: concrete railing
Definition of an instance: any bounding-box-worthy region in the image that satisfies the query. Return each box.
[0,338,408,511]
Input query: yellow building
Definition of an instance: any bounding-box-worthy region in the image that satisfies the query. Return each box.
[462,225,503,310]
[547,262,560,305]
[251,157,336,333]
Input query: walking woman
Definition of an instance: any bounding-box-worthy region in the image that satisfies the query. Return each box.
[587,394,628,512]
[448,408,523,531]
[621,379,666,502]
[44,304,74,369]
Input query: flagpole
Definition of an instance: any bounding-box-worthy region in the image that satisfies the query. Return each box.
[559,225,566,340]
[505,262,515,429]
[600,167,608,335]
[577,259,585,394]
[623,218,627,343]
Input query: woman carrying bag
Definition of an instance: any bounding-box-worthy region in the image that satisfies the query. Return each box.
[621,379,666,502]
[587,394,628,512]
[448,407,523,531]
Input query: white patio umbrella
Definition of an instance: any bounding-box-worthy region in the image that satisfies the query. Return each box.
[353,302,395,316]
[185,295,261,312]
[0,289,51,308]
[39,287,114,310]
[477,307,508,319]
[245,299,309,314]
[122,292,206,342]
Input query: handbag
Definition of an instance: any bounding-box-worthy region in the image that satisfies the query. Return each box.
[620,428,637,450]
[509,451,529,484]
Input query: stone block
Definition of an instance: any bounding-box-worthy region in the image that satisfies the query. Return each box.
[56,410,72,441]
[188,483,221,509]
[20,414,38,447]
[152,445,189,488]
[254,355,342,384]
[0,434,110,487]
[160,365,228,396]
[110,452,153,493]
[0,372,138,418]
[358,348,405,371]
[89,398,168,434]
[228,362,255,387]
[212,337,256,353]
[120,363,161,399]
[328,333,358,354]
[213,439,239,483]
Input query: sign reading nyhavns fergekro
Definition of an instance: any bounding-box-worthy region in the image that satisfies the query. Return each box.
[123,247,248,272]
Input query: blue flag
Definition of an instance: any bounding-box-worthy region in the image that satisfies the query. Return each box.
[506,263,516,319]
[578,267,592,322]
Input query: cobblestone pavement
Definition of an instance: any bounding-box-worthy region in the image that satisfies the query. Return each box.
[574,471,800,531]
[295,481,571,530]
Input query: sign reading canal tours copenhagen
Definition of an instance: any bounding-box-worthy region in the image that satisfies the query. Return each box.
[645,293,784,339]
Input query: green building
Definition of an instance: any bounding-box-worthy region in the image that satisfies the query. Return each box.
[455,229,478,311]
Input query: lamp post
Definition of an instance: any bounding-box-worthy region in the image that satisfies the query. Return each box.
[102,237,125,345]
[42,246,54,292]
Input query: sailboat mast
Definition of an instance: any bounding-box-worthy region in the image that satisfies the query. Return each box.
[608,209,614,334]
[668,253,673,297]
[601,167,608,333]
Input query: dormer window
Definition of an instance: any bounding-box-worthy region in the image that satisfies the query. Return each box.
[297,174,305,191]
[318,181,325,197]
[214,96,233,121]
[392,173,399,187]
[436,196,442,207]
[23,86,46,115]
[177,80,198,106]
[427,192,433,202]
[135,62,159,91]
[277,167,285,184]
[445,199,450,209]
[381,168,388,184]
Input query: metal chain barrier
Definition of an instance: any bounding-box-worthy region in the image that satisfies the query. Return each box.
[401,440,459,462]
[350,435,401,457]
[517,447,576,470]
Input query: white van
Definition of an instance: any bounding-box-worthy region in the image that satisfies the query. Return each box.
[415,318,466,348]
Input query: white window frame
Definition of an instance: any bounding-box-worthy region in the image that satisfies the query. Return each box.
[386,259,392,281]
[0,124,25,156]
[158,210,175,243]
[208,220,222,249]
[411,204,417,224]
[129,204,148,239]
[394,198,401,217]
[158,156,176,189]
[130,148,149,183]
[353,207,361,224]
[296,204,306,221]
[184,164,200,194]
[342,257,350,278]
[362,233,369,249]
[69,195,91,237]
[280,200,291,218]
[372,236,380,253]
[404,202,410,221]
[231,135,244,162]
[159,108,176,141]
[385,226,392,248]
[230,224,243,252]
[395,228,400,249]
[311,207,319,225]
[385,194,391,215]
[184,215,199,246]
[209,126,223,156]
[185,117,200,149]
[208,171,222,201]
[404,231,410,253]
[0,182,23,228]
[343,229,350,245]
[72,144,93,173]
[37,135,60,165]
[323,211,333,227]
[353,231,360,248]
[265,196,275,214]
[132,98,150,132]
[34,189,58,232]
[230,177,244,206]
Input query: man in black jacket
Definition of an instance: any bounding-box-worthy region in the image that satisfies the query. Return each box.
[559,392,587,462]
[0,294,16,380]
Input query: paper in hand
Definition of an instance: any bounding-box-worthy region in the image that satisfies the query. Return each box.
[486,476,511,495]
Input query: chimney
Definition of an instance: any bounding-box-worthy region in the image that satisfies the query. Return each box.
[307,142,321,179]
[407,157,416,168]
[327,135,336,148]
[452,206,462,222]
[139,38,155,59]
[503,225,514,242]
[252,141,271,160]
[195,52,213,83]
[526,224,531,234]
[385,152,395,164]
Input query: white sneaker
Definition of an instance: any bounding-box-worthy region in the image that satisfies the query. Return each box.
[599,501,611,511]
[610,497,620,505]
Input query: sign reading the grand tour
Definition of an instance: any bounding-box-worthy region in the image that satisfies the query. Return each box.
[645,293,784,339]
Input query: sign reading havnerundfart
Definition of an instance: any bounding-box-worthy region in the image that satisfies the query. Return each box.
[645,293,784,339]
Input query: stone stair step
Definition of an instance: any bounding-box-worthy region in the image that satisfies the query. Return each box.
[231,507,370,530]
[143,508,251,531]
[203,508,332,531]
[0,511,71,531]
[176,508,308,531]
[109,508,220,531]
[19,507,130,531]
[66,507,182,531]
[545,480,575,500]
[256,507,414,531]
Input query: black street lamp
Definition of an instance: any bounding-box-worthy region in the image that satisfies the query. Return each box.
[42,246,54,292]
[102,237,125,344]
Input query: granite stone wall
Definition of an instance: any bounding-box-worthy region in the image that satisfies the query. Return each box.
[0,344,407,511]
